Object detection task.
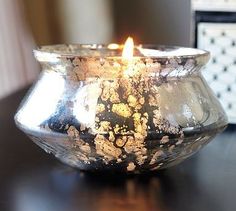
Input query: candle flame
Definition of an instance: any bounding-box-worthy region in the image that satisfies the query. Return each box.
[122,37,134,60]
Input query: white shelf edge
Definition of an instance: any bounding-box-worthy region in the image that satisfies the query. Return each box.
[192,3,236,12]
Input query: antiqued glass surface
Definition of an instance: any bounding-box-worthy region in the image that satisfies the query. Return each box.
[15,44,228,173]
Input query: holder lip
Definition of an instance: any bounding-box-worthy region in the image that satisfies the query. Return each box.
[33,44,210,64]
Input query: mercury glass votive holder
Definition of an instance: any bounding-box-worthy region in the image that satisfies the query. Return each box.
[15,44,228,173]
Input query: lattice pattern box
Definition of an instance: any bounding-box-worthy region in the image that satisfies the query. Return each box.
[197,22,236,123]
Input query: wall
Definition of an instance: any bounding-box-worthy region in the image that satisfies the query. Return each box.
[113,0,191,46]
[0,0,39,98]
[57,0,114,43]
[23,0,62,45]
[23,0,114,45]
[24,0,191,46]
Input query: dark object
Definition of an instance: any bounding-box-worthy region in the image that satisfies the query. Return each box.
[194,11,236,47]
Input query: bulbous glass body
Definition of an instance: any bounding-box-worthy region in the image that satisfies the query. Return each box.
[15,45,228,173]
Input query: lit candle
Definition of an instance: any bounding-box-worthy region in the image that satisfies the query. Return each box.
[24,37,219,172]
[16,36,224,173]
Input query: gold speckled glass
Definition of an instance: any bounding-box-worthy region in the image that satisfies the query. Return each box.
[15,44,228,173]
